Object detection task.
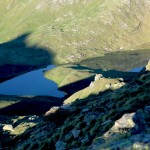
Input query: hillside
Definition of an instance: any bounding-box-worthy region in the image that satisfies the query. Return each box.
[0,0,150,65]
[0,62,150,149]
[1,0,150,81]
[0,0,150,149]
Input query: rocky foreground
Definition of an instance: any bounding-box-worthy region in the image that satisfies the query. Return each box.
[0,61,150,149]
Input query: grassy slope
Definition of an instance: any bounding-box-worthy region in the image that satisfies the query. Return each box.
[1,67,150,149]
[0,0,150,64]
[44,49,150,90]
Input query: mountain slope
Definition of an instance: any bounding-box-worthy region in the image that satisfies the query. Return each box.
[1,63,150,149]
[0,0,150,64]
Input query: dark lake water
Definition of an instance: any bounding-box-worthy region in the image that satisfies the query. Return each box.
[0,65,65,97]
[0,65,145,97]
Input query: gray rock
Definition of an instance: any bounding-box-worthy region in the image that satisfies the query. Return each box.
[102,119,112,125]
[61,104,71,110]
[28,115,39,121]
[71,129,80,138]
[146,59,150,71]
[81,135,89,143]
[89,82,94,88]
[118,78,124,82]
[61,105,76,112]
[44,106,60,117]
[110,113,135,132]
[55,140,66,150]
[94,74,103,81]
[133,142,149,149]
[3,124,14,132]
[82,108,90,113]
[84,114,97,125]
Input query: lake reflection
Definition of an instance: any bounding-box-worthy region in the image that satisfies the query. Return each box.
[0,65,65,97]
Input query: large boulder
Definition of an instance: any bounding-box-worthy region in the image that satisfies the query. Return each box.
[3,124,14,132]
[146,59,150,71]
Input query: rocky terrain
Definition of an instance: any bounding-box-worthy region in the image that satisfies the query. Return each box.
[0,61,150,150]
[0,0,150,150]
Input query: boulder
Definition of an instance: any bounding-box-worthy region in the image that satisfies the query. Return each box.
[94,74,103,81]
[44,106,60,117]
[55,140,66,150]
[71,129,81,138]
[146,59,150,71]
[3,124,14,132]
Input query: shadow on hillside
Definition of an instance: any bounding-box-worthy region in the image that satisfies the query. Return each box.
[78,49,150,71]
[58,49,150,95]
[59,65,139,95]
[0,33,55,82]
[0,95,65,116]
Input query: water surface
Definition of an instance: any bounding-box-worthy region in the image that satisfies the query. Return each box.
[129,66,144,72]
[0,65,65,97]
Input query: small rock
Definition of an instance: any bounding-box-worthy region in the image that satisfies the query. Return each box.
[94,74,103,81]
[61,105,76,112]
[146,59,150,71]
[3,125,14,132]
[44,106,60,117]
[81,135,89,143]
[118,78,124,82]
[71,129,80,138]
[61,104,71,110]
[55,140,66,150]
[133,142,148,149]
[84,114,97,125]
[102,119,112,125]
[113,113,135,130]
[89,82,94,88]
[82,108,90,113]
[28,115,38,121]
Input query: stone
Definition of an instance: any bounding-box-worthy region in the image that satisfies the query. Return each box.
[118,78,124,82]
[28,115,38,121]
[82,108,90,113]
[94,74,103,81]
[61,104,71,110]
[84,114,97,125]
[81,135,89,143]
[113,113,135,131]
[3,124,14,132]
[61,105,76,112]
[71,129,81,138]
[133,142,149,149]
[102,119,112,125]
[44,106,60,117]
[89,82,94,88]
[55,140,66,150]
[112,82,124,89]
[146,59,150,71]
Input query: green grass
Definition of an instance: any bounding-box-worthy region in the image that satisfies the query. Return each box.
[0,0,150,65]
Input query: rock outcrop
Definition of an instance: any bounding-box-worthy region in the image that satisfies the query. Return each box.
[0,61,149,149]
[146,59,150,71]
